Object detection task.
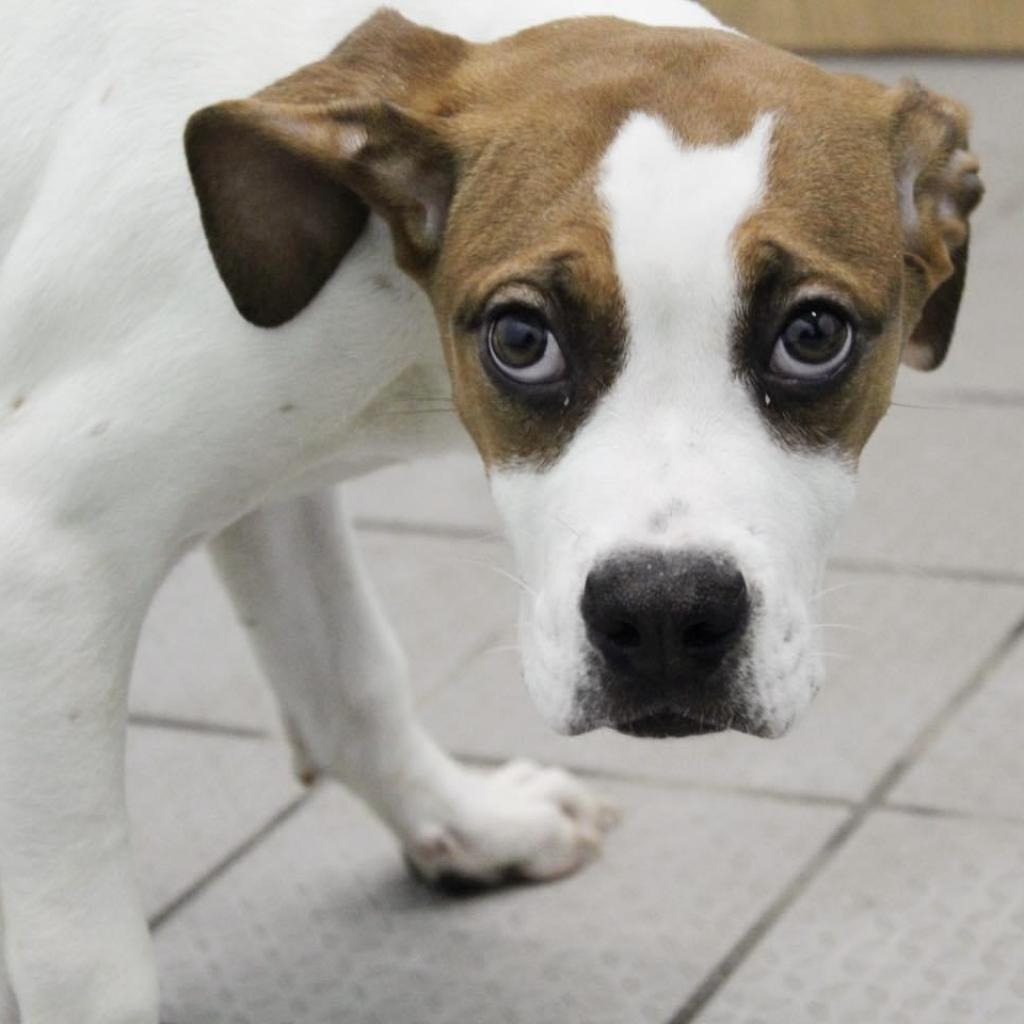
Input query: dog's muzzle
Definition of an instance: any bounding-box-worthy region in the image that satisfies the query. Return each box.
[581,548,759,737]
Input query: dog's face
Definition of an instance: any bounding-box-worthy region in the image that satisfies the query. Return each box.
[187,12,982,738]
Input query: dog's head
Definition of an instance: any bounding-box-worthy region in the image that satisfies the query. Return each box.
[187,11,982,738]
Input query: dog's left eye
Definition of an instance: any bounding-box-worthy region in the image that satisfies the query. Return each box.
[485,310,567,385]
[769,307,854,381]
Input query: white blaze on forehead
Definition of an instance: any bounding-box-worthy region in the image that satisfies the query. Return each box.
[597,112,773,382]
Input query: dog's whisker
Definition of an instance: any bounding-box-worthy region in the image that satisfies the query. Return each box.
[443,556,538,599]
[552,513,582,540]
[813,650,851,661]
[481,643,522,657]
[887,400,957,412]
[813,580,867,600]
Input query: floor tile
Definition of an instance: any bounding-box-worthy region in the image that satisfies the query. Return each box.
[131,533,516,731]
[693,810,1024,1024]
[130,550,277,732]
[155,781,844,1024]
[889,631,1024,819]
[345,452,500,534]
[127,727,301,920]
[423,573,1024,801]
[833,404,1024,576]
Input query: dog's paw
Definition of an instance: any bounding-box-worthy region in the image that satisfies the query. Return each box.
[404,759,619,890]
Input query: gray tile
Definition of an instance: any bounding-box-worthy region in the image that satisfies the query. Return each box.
[130,550,277,732]
[357,533,518,702]
[889,631,1024,819]
[155,781,844,1024]
[423,573,1024,800]
[346,453,500,534]
[127,727,301,920]
[131,533,516,730]
[833,404,1024,576]
[694,810,1024,1024]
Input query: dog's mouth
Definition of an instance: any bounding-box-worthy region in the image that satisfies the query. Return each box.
[612,709,728,739]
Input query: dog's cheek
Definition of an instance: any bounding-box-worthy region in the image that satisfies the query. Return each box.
[747,449,857,728]
[489,467,592,730]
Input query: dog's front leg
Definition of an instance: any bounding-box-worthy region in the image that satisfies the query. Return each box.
[0,526,160,1024]
[209,490,618,887]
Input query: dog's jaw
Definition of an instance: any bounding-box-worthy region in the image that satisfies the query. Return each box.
[489,113,858,737]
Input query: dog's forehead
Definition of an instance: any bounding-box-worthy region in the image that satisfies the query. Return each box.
[438,21,904,468]
[441,23,900,291]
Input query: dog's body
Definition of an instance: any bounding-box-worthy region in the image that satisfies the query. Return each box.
[0,2,981,1020]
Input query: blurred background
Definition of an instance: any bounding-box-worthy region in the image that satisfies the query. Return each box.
[127,4,1024,1023]
[708,0,1023,53]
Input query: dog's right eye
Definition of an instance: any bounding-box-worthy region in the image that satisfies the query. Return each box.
[485,310,567,385]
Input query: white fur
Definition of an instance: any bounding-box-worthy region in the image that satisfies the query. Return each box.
[1,3,725,1020]
[491,114,857,735]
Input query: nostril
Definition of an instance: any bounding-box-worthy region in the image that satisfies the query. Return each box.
[603,620,642,649]
[681,575,750,652]
[682,618,736,649]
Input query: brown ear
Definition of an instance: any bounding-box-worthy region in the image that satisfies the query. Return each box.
[184,10,467,327]
[891,81,983,370]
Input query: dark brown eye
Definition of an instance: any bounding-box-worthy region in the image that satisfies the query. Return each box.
[485,310,566,384]
[770,307,854,380]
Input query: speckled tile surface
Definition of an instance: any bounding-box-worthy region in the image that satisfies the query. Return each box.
[130,550,277,733]
[423,572,1024,800]
[889,631,1024,820]
[127,727,301,920]
[155,782,845,1024]
[131,533,516,731]
[692,811,1024,1024]
[346,453,500,535]
[832,404,1024,577]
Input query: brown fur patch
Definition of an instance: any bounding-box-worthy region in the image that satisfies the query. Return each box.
[187,13,981,466]
[423,21,979,465]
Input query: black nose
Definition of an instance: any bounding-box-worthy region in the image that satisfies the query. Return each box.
[581,550,750,685]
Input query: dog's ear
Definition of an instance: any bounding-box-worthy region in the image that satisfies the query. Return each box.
[890,81,983,370]
[184,10,467,327]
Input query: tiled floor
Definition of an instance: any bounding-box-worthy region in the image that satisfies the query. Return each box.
[119,55,1024,1024]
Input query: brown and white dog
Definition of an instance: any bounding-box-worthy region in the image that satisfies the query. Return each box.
[0,1,981,1020]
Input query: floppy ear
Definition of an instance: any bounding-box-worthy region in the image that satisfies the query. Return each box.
[184,10,467,327]
[890,81,984,370]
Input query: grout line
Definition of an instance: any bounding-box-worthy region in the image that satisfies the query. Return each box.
[454,751,858,813]
[865,612,1024,789]
[665,805,865,1024]
[355,517,502,543]
[129,713,270,741]
[457,751,1024,829]
[665,609,1024,1024]
[355,518,1024,589]
[883,800,1024,829]
[827,557,1024,588]
[900,388,1024,410]
[149,789,313,932]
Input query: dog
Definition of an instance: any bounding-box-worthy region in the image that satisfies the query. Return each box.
[0,0,982,1019]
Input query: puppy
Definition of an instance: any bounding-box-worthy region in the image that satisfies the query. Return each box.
[0,1,981,1020]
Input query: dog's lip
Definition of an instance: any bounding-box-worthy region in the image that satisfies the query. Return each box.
[612,709,728,739]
